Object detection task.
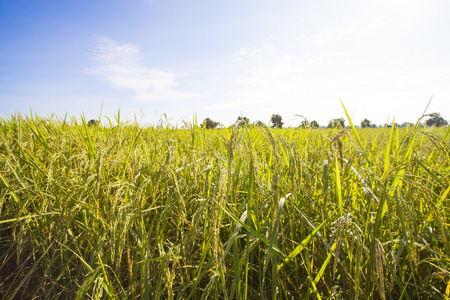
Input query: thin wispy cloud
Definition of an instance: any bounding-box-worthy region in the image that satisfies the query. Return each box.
[89,37,198,102]
[233,45,319,105]
[2,1,449,125]
[302,0,427,47]
[231,43,450,125]
[304,21,380,46]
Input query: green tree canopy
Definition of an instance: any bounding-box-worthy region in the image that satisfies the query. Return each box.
[327,118,345,129]
[299,120,309,129]
[310,120,320,128]
[361,118,373,128]
[254,120,266,127]
[426,113,448,127]
[88,119,99,127]
[236,116,250,127]
[201,118,220,129]
[270,114,284,128]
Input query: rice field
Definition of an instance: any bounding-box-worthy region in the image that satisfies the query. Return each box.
[0,112,449,299]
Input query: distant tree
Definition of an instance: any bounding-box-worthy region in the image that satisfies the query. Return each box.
[254,120,266,127]
[361,118,372,128]
[270,114,284,128]
[299,120,309,129]
[88,119,99,127]
[236,116,250,127]
[310,120,320,128]
[201,118,220,129]
[426,113,448,127]
[327,118,345,129]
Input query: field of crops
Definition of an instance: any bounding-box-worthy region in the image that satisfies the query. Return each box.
[0,113,449,299]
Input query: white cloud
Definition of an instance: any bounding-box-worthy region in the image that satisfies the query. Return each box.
[231,44,450,125]
[89,37,198,101]
[302,0,430,48]
[233,46,248,61]
[303,17,385,47]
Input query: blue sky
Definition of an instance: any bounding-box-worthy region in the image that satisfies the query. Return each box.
[1,0,449,127]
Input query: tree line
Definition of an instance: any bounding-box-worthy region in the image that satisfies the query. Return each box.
[200,113,448,129]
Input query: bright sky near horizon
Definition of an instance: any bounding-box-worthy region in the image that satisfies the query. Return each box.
[1,0,449,127]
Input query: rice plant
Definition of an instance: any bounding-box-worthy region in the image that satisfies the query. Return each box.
[0,112,449,299]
